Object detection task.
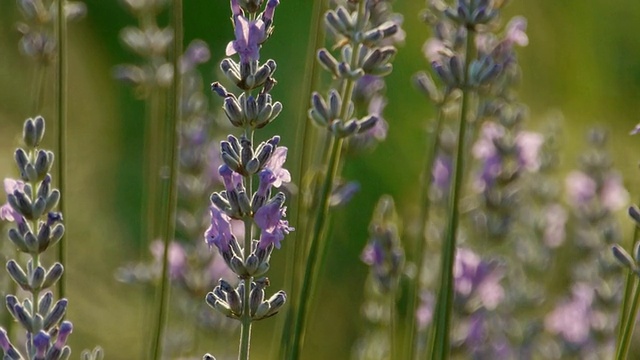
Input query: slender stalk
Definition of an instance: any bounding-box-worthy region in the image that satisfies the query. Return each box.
[239,215,254,360]
[407,108,445,360]
[150,1,182,359]
[428,28,475,360]
[617,224,640,347]
[389,291,398,360]
[287,134,343,360]
[281,2,326,352]
[616,276,640,360]
[31,64,46,113]
[55,0,68,301]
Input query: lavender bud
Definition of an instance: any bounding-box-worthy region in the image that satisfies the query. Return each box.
[14,148,29,177]
[5,296,18,317]
[221,153,242,174]
[221,141,240,160]
[25,231,39,253]
[37,175,51,199]
[230,255,247,276]
[629,205,640,225]
[310,92,330,124]
[318,49,340,77]
[14,304,33,332]
[7,260,29,290]
[38,292,53,315]
[245,254,259,275]
[238,189,252,215]
[335,6,354,32]
[357,115,379,133]
[44,190,60,213]
[32,197,46,219]
[55,321,73,350]
[213,299,235,318]
[264,290,286,318]
[244,95,259,125]
[34,116,45,146]
[33,330,49,359]
[249,284,265,317]
[34,150,53,179]
[413,72,443,103]
[223,290,242,315]
[9,191,32,219]
[211,193,230,211]
[25,163,38,183]
[23,118,37,148]
[328,90,342,119]
[240,138,254,167]
[204,354,217,360]
[50,224,65,246]
[252,63,275,90]
[363,21,398,43]
[43,299,67,330]
[8,228,29,253]
[325,11,348,36]
[42,263,64,289]
[254,302,270,319]
[223,97,244,128]
[30,265,46,290]
[449,55,464,85]
[211,82,230,98]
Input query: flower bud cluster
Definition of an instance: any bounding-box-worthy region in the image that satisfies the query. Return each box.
[15,0,86,64]
[114,0,174,97]
[0,117,71,360]
[309,0,402,139]
[204,0,292,337]
[205,278,286,321]
[361,195,404,294]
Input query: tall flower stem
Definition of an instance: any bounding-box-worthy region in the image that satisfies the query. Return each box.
[616,222,640,347]
[150,1,182,359]
[56,0,68,301]
[287,2,367,357]
[407,108,444,360]
[616,276,640,360]
[278,0,326,356]
[428,27,475,360]
[239,214,254,360]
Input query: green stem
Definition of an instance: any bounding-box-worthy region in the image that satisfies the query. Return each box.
[56,0,67,301]
[428,27,475,360]
[239,127,254,360]
[280,0,326,354]
[407,107,445,360]
[617,275,640,360]
[617,224,640,346]
[389,290,397,360]
[31,64,46,113]
[150,1,182,359]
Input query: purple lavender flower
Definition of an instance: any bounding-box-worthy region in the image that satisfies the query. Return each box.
[33,331,50,358]
[54,321,73,350]
[0,178,25,223]
[361,241,384,267]
[432,154,452,190]
[454,248,505,310]
[543,203,568,248]
[181,39,211,72]
[205,205,234,253]
[416,292,435,330]
[263,146,290,188]
[504,17,529,47]
[225,15,267,64]
[219,164,243,193]
[545,283,593,344]
[254,196,293,249]
[565,170,629,211]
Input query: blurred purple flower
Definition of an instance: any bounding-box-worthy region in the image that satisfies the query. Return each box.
[0,179,25,223]
[505,16,528,47]
[565,170,628,211]
[205,205,234,253]
[454,248,505,310]
[545,283,594,344]
[416,292,435,330]
[181,40,210,72]
[366,96,389,141]
[225,15,267,64]
[150,240,187,280]
[54,321,73,350]
[361,241,384,267]
[329,181,360,207]
[432,154,452,189]
[263,146,291,188]
[254,197,293,249]
[601,173,629,211]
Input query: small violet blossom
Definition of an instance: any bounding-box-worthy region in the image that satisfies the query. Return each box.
[545,283,594,344]
[150,240,187,280]
[263,146,291,188]
[254,197,293,249]
[219,164,243,193]
[454,248,505,310]
[0,178,25,223]
[226,15,267,64]
[205,205,234,253]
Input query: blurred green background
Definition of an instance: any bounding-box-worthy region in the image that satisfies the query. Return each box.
[1,0,640,359]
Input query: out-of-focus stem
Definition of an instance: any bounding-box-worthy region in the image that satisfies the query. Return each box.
[150,0,182,359]
[56,0,68,301]
[617,276,640,360]
[428,27,475,360]
[617,222,640,347]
